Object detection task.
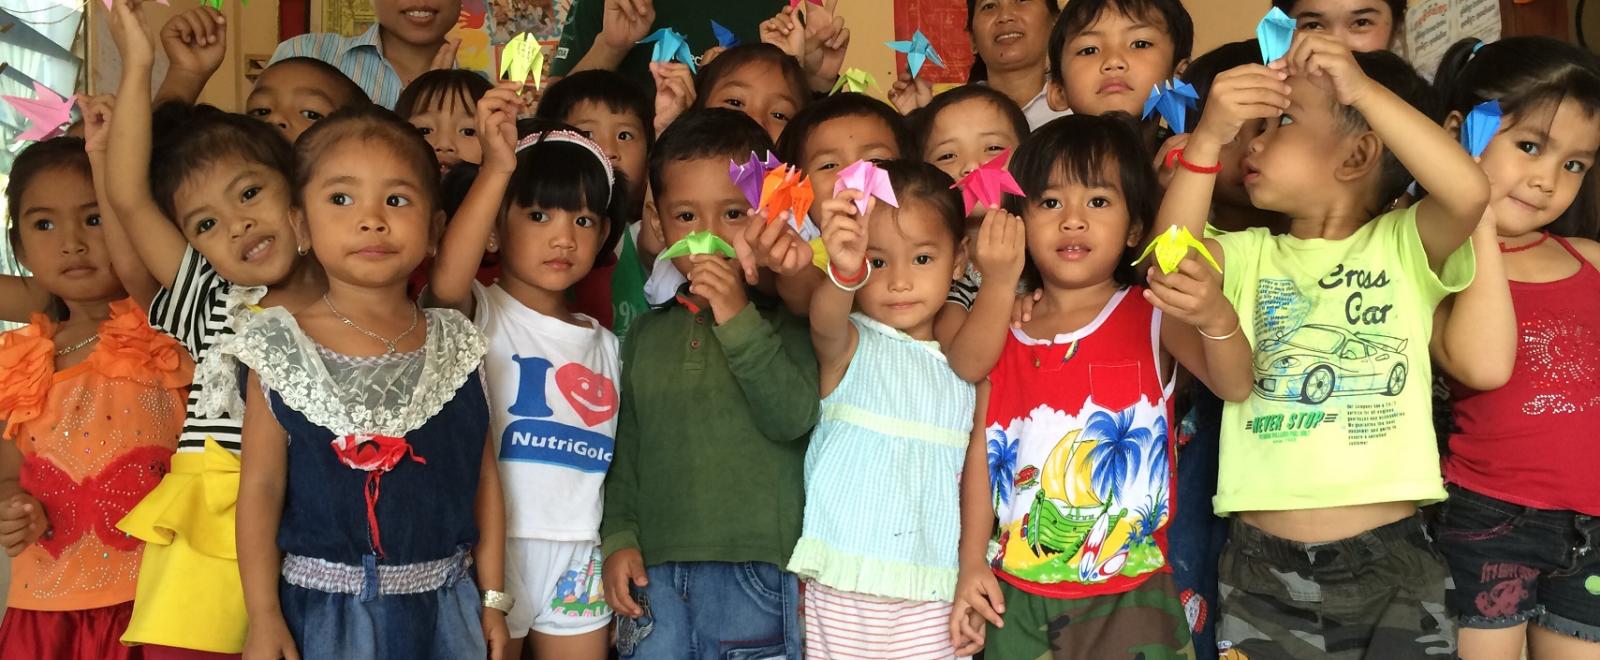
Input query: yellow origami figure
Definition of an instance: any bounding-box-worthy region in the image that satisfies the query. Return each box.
[1133,226,1222,274]
[501,33,546,90]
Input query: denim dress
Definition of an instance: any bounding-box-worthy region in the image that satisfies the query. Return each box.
[224,307,490,659]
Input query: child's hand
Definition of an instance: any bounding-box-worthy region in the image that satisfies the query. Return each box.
[602,548,649,618]
[0,494,47,557]
[800,1,850,85]
[1010,288,1042,328]
[818,191,871,278]
[741,209,815,283]
[241,614,300,660]
[1154,132,1189,190]
[481,608,509,660]
[429,36,461,72]
[80,95,116,154]
[700,46,727,67]
[1284,31,1371,106]
[476,83,521,177]
[650,62,696,135]
[159,6,226,78]
[889,71,933,115]
[950,563,1005,656]
[1194,64,1289,149]
[1145,258,1237,338]
[108,0,156,68]
[758,9,804,59]
[973,206,1025,286]
[689,254,750,324]
[600,0,655,54]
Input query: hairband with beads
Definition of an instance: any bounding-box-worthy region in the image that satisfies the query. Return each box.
[514,130,616,203]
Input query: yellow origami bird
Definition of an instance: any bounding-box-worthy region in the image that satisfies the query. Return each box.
[1132,226,1221,275]
[500,33,546,90]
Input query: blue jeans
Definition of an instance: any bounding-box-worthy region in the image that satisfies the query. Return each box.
[618,561,801,660]
[1170,390,1228,660]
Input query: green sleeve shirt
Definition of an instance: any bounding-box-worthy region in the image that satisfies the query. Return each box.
[552,0,787,91]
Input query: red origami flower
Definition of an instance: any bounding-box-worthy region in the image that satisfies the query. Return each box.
[329,434,425,557]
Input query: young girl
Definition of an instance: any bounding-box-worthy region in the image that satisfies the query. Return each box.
[229,106,508,660]
[1431,36,1600,660]
[428,85,626,660]
[104,2,326,654]
[949,114,1253,658]
[791,160,982,657]
[396,69,493,174]
[0,134,189,659]
[692,43,811,142]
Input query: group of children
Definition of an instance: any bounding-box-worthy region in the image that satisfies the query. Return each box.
[0,0,1596,658]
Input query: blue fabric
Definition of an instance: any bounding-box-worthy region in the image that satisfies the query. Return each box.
[620,561,801,660]
[1170,389,1228,660]
[280,569,485,659]
[269,24,402,109]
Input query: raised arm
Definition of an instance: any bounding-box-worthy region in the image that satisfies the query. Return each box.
[1431,215,1516,390]
[809,192,869,395]
[568,0,655,74]
[82,95,158,307]
[425,85,520,318]
[945,207,1026,383]
[236,372,299,660]
[152,6,227,106]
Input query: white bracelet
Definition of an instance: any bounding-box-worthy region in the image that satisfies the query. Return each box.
[827,260,873,292]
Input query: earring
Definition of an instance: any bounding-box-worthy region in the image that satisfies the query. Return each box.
[296,245,309,256]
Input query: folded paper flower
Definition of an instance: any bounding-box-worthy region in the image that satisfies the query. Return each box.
[761,167,814,229]
[711,20,739,48]
[1257,7,1296,64]
[1133,226,1222,275]
[830,68,878,95]
[500,32,545,89]
[729,151,782,209]
[1460,99,1502,158]
[661,231,738,259]
[639,27,697,73]
[952,150,1023,215]
[3,82,75,143]
[1142,77,1198,132]
[886,30,945,79]
[833,160,899,216]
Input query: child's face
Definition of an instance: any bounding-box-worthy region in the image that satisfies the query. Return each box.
[14,167,123,304]
[802,115,901,219]
[857,200,964,337]
[1052,9,1178,116]
[247,61,353,143]
[1286,0,1397,53]
[173,156,300,286]
[922,98,1021,182]
[651,157,752,277]
[496,203,606,292]
[1022,166,1141,290]
[409,95,480,173]
[566,100,648,209]
[1240,75,1362,215]
[373,0,463,46]
[1475,99,1600,236]
[970,0,1055,72]
[297,139,440,288]
[704,60,802,142]
[1214,118,1265,208]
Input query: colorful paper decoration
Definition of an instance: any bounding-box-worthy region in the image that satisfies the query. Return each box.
[729,151,782,210]
[760,166,814,230]
[886,30,945,79]
[952,150,1023,215]
[1142,77,1199,132]
[830,68,878,95]
[1460,99,1503,158]
[1132,226,1222,275]
[639,27,697,73]
[661,231,737,259]
[832,160,899,216]
[789,0,824,7]
[1257,7,1296,64]
[500,32,545,89]
[711,20,739,48]
[3,82,75,143]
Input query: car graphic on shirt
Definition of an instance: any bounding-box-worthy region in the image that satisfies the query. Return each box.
[1252,324,1409,405]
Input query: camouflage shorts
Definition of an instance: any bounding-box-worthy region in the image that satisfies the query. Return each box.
[987,572,1196,660]
[1215,515,1457,660]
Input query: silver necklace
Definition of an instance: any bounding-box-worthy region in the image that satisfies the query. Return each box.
[322,294,419,355]
[54,334,100,357]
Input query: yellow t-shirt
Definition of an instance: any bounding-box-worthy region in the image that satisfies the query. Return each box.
[1212,206,1474,515]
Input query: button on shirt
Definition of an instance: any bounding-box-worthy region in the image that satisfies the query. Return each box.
[270,24,402,109]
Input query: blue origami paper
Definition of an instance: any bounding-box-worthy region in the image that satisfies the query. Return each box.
[1257,7,1296,64]
[1460,100,1503,158]
[1142,78,1198,132]
[886,30,945,79]
[711,20,739,48]
[639,27,697,73]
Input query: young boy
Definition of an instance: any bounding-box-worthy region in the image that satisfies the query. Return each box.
[1156,34,1486,659]
[599,108,817,659]
[270,0,462,108]
[1045,0,1194,117]
[1273,0,1406,53]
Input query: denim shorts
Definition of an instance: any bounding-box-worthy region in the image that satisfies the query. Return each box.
[615,561,801,660]
[1436,485,1600,641]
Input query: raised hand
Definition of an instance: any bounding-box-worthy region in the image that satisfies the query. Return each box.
[80,95,116,154]
[688,253,751,324]
[741,208,815,283]
[601,0,656,54]
[108,0,156,67]
[429,36,461,71]
[1284,31,1372,106]
[818,190,871,279]
[889,71,934,115]
[973,205,1025,285]
[476,83,522,177]
[1194,64,1290,148]
[159,6,226,79]
[650,62,696,135]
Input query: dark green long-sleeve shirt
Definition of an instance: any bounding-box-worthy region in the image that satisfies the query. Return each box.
[600,295,818,568]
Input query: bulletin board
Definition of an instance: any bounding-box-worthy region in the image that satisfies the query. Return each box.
[311,0,571,81]
[893,0,971,84]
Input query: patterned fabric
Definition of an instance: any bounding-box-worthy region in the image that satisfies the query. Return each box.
[269,24,401,108]
[986,572,1193,659]
[802,581,964,660]
[281,549,472,597]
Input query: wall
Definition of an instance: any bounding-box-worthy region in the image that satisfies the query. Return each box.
[90,0,281,110]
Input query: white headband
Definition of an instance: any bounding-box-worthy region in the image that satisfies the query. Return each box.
[514,130,616,203]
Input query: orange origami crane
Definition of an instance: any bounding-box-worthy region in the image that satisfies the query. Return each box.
[760,166,813,230]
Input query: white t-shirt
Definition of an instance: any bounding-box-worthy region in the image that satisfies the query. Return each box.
[473,282,621,541]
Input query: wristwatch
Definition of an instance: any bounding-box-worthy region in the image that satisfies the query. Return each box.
[481,589,516,614]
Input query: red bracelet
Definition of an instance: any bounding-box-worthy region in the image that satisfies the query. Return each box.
[1165,148,1223,174]
[828,258,869,286]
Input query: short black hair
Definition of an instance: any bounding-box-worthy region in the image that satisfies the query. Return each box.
[876,159,966,243]
[395,69,492,121]
[1334,50,1437,209]
[498,117,629,259]
[292,105,441,213]
[966,0,1063,82]
[536,69,657,149]
[264,56,371,109]
[1007,112,1156,286]
[909,84,1030,157]
[150,102,295,223]
[692,43,811,117]
[775,92,914,166]
[648,108,775,198]
[1048,0,1194,87]
[1271,0,1409,27]
[1183,39,1262,132]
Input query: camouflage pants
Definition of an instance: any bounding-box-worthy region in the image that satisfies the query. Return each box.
[987,572,1196,660]
[1215,515,1457,660]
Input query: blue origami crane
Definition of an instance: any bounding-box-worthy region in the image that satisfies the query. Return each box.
[1257,7,1296,64]
[639,27,697,73]
[1460,100,1503,158]
[1142,78,1198,132]
[711,20,739,48]
[886,30,945,78]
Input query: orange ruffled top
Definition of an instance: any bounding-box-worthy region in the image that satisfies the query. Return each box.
[0,299,192,612]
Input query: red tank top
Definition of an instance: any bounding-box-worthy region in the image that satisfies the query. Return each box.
[1446,235,1600,515]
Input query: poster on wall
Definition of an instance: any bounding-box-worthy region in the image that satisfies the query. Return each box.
[1403,0,1500,80]
[893,0,972,84]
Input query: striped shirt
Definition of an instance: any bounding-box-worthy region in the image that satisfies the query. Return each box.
[148,248,252,454]
[269,24,403,109]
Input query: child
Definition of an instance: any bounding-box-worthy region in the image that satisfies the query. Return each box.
[428,86,627,660]
[1159,34,1487,658]
[692,43,812,141]
[1431,36,1600,660]
[791,159,982,657]
[396,69,492,174]
[1272,0,1406,53]
[600,108,817,659]
[229,106,507,659]
[270,0,464,109]
[777,93,914,218]
[950,113,1253,658]
[0,135,189,659]
[1045,0,1194,118]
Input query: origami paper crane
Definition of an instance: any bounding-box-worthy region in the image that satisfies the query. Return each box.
[952,150,1023,215]
[830,68,878,95]
[833,160,899,216]
[639,27,697,73]
[1142,78,1199,132]
[760,166,814,229]
[1257,7,1296,64]
[661,231,737,259]
[729,151,783,209]
[1460,99,1502,158]
[500,33,545,89]
[711,20,739,48]
[1133,226,1222,275]
[4,82,75,143]
[886,30,945,79]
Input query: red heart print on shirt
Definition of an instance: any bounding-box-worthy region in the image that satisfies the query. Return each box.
[556,363,618,427]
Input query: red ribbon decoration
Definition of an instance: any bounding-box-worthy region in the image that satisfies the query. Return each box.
[329,434,426,558]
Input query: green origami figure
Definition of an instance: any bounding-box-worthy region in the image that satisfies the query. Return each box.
[1132,226,1222,275]
[661,231,737,259]
[500,33,545,90]
[830,68,878,95]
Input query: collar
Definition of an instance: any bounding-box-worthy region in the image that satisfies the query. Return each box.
[342,23,385,57]
[663,283,781,314]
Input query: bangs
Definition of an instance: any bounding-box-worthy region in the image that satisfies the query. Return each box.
[504,141,612,215]
[395,70,492,120]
